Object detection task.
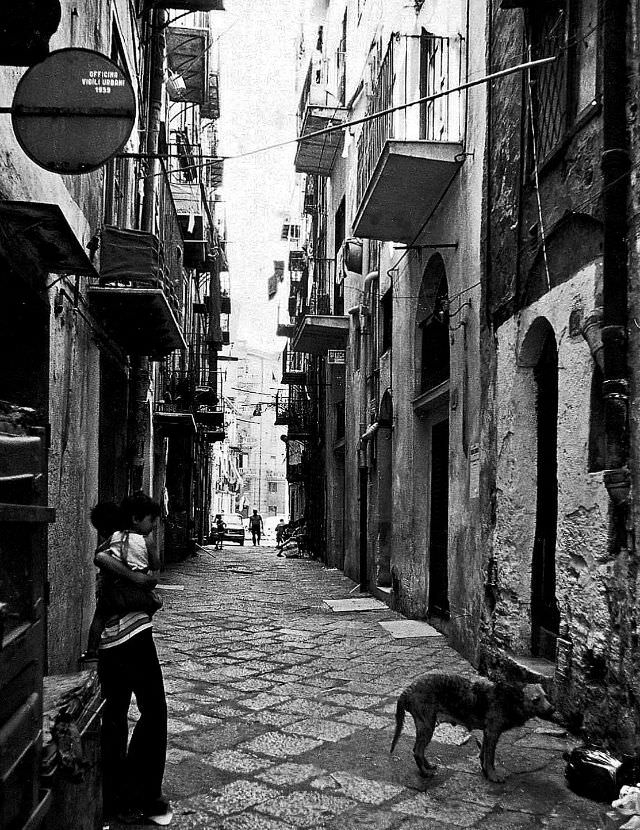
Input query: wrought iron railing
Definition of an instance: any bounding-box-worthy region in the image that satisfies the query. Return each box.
[282,347,308,380]
[356,34,462,206]
[306,258,335,315]
[275,392,314,432]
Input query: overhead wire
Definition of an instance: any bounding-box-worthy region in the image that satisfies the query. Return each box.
[143,54,557,180]
[140,6,608,183]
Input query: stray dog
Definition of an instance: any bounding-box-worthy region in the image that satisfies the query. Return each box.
[390,672,555,782]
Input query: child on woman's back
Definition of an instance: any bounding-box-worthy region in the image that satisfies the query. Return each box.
[83,494,162,660]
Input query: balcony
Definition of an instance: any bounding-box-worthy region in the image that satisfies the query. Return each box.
[353,34,464,243]
[294,59,348,176]
[154,400,196,433]
[166,26,209,104]
[290,258,349,354]
[281,346,308,385]
[88,222,186,357]
[274,393,314,438]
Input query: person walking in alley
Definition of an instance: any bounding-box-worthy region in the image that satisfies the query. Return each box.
[249,509,264,546]
[95,492,172,826]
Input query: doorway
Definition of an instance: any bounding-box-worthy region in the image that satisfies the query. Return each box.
[531,331,559,659]
[428,417,449,617]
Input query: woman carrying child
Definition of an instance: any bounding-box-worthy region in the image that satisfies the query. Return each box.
[92,492,171,826]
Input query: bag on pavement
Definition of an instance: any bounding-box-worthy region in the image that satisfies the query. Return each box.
[564,745,638,803]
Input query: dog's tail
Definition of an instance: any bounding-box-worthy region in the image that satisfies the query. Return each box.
[390,698,406,754]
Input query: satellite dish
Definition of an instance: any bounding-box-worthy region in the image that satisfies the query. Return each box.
[12,47,136,175]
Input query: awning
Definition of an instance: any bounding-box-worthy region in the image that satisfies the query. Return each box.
[87,286,187,355]
[294,106,348,176]
[0,201,97,276]
[291,315,349,355]
[166,26,209,104]
[154,411,196,433]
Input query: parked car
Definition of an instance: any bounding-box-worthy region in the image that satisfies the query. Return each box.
[210,513,245,546]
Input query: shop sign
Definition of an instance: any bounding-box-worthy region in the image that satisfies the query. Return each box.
[327,350,346,364]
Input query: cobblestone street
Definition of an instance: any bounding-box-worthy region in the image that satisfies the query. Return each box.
[110,544,606,829]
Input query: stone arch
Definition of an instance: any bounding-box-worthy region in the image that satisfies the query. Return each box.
[513,316,560,658]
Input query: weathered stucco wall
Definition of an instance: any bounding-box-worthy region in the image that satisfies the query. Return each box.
[0,0,142,671]
[48,302,101,672]
[488,264,637,740]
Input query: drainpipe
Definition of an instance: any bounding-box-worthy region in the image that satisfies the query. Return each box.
[128,8,167,493]
[355,271,378,591]
[601,0,631,505]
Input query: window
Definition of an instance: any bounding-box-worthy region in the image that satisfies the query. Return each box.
[268,482,278,493]
[528,0,598,163]
[381,289,392,354]
[105,24,134,226]
[420,30,450,141]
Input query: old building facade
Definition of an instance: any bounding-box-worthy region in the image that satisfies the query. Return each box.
[281,0,640,752]
[0,1,229,826]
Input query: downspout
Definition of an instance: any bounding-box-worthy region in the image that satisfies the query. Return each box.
[128,8,166,494]
[356,270,378,591]
[601,0,631,506]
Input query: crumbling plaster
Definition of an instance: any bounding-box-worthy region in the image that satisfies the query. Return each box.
[492,262,610,660]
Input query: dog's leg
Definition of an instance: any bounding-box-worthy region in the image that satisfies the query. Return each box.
[413,713,437,777]
[480,729,505,782]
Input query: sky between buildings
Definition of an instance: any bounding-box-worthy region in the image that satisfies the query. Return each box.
[217,0,302,353]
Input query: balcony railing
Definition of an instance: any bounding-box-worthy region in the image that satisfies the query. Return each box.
[274,392,314,434]
[306,258,334,315]
[353,33,464,242]
[295,56,348,176]
[357,35,461,206]
[154,356,225,437]
[281,346,308,385]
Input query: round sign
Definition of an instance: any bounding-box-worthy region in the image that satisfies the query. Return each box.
[12,48,136,175]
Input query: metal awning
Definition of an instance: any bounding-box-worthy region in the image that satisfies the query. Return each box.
[87,287,187,356]
[0,201,97,275]
[166,27,208,104]
[194,408,224,429]
[294,106,348,176]
[352,140,463,243]
[153,411,196,433]
[291,315,349,355]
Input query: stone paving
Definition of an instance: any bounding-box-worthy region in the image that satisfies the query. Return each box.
[107,544,609,829]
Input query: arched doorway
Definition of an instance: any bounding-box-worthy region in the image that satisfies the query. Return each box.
[530,327,560,658]
[415,255,450,619]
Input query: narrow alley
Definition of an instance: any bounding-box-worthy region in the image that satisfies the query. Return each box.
[112,543,603,830]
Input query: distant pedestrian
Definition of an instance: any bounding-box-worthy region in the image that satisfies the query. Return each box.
[249,509,264,546]
[275,519,287,545]
[211,514,226,550]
